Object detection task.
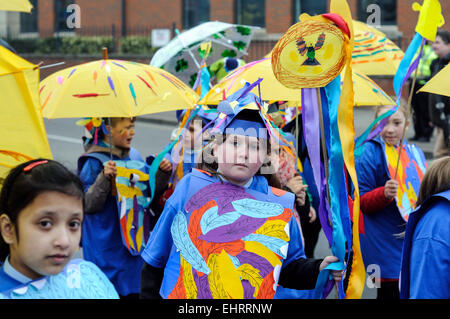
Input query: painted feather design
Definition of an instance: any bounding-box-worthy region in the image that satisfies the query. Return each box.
[296,37,307,55]
[237,263,263,298]
[207,251,243,299]
[242,234,289,259]
[231,198,284,218]
[200,205,241,235]
[314,33,326,50]
[171,211,211,274]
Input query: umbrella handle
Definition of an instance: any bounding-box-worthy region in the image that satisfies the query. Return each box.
[106,117,118,197]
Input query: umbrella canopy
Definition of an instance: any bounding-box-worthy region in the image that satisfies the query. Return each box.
[418,63,450,97]
[0,0,33,12]
[200,58,395,107]
[40,56,199,119]
[351,20,404,76]
[150,21,259,86]
[0,39,17,53]
[0,46,52,185]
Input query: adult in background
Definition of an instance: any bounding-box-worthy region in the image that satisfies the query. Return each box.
[429,30,450,158]
[409,40,437,142]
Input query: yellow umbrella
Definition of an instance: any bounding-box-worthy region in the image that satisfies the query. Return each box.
[351,20,404,76]
[418,63,450,97]
[200,58,395,107]
[0,0,33,13]
[40,50,199,119]
[0,46,52,185]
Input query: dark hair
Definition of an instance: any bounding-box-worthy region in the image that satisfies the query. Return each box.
[436,30,450,45]
[0,159,84,262]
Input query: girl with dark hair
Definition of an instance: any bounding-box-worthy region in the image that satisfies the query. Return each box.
[0,159,118,298]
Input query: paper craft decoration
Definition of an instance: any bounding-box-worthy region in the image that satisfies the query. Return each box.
[272,14,348,89]
[384,143,427,222]
[271,0,365,299]
[166,172,293,299]
[115,160,152,255]
[412,0,445,41]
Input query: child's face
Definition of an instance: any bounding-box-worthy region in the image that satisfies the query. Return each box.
[183,119,203,150]
[110,118,135,149]
[378,107,408,146]
[5,191,83,280]
[214,134,267,186]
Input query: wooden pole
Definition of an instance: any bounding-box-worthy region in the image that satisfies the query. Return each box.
[316,88,331,206]
[102,47,117,196]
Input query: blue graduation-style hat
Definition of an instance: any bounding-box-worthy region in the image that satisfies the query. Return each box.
[206,80,269,139]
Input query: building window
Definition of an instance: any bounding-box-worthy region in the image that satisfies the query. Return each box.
[236,0,265,28]
[183,0,210,29]
[358,0,397,25]
[20,0,38,33]
[54,0,75,32]
[293,0,327,22]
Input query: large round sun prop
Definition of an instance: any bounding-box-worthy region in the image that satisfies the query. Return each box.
[272,14,347,89]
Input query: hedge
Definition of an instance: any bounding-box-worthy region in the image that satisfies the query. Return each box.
[6,36,158,55]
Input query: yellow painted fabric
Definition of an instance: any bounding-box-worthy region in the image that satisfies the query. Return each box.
[201,58,394,107]
[40,59,199,119]
[0,47,52,186]
[0,0,32,13]
[330,0,365,299]
[412,0,445,41]
[351,20,404,76]
[418,63,450,97]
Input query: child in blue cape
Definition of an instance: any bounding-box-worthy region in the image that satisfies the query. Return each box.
[356,105,427,299]
[0,159,118,299]
[139,86,343,299]
[400,156,450,299]
[77,117,171,298]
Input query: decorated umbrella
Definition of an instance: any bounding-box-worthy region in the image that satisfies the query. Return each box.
[0,46,52,186]
[40,48,199,256]
[351,20,404,76]
[0,0,33,12]
[41,50,198,119]
[418,62,450,97]
[200,57,395,107]
[271,0,365,299]
[150,21,259,86]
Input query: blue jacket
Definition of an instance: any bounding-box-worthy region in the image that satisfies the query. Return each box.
[355,137,406,279]
[78,147,145,296]
[400,189,450,299]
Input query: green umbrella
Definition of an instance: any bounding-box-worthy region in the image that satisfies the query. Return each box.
[150,21,259,86]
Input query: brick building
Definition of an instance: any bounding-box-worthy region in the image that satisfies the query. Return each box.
[2,1,450,49]
[1,0,449,87]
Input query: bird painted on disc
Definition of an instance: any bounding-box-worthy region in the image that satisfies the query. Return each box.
[296,33,326,66]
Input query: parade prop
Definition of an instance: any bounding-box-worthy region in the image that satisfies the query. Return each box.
[201,57,395,107]
[418,63,450,97]
[355,0,443,221]
[0,0,32,13]
[351,20,404,76]
[271,0,364,299]
[150,21,259,87]
[40,48,198,254]
[0,46,52,188]
[40,48,198,119]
